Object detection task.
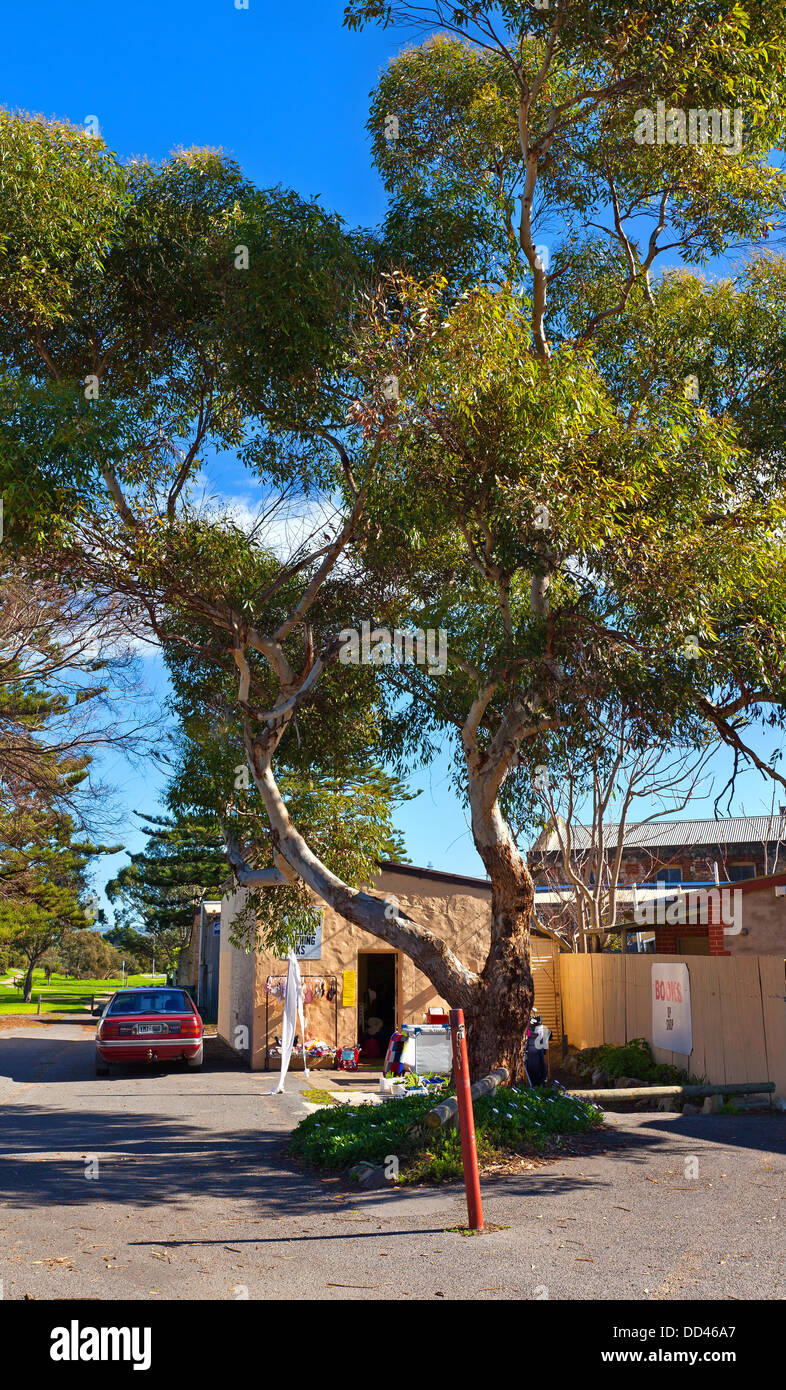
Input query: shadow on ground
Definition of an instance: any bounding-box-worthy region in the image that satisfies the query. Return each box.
[1,1033,783,1223]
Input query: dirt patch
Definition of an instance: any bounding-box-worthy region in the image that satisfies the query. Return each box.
[473,1124,624,1179]
[0,1016,94,1032]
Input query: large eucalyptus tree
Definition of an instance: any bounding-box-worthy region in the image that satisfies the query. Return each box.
[3,0,786,1075]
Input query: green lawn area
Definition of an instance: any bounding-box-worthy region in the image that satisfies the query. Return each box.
[0,970,168,1015]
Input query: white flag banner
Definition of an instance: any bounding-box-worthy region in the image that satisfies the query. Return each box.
[272,951,310,1094]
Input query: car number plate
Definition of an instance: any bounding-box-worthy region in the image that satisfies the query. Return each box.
[137,1024,162,1035]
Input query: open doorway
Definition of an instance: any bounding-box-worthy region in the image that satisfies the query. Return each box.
[357,952,397,1062]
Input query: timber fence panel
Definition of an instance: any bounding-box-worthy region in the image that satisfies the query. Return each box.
[560,952,786,1095]
[606,954,626,1045]
[723,956,769,1085]
[758,957,786,1098]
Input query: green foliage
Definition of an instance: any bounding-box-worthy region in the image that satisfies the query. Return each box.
[0,120,376,552]
[352,270,786,804]
[0,807,108,998]
[105,812,227,971]
[289,1085,603,1181]
[58,930,130,980]
[102,923,156,972]
[578,1038,694,1085]
[0,110,128,326]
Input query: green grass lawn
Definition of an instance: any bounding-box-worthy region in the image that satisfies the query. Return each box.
[0,970,168,1015]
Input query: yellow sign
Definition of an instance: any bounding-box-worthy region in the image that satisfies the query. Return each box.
[342,969,356,1008]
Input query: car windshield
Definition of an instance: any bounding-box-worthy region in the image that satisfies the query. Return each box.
[107,991,192,1015]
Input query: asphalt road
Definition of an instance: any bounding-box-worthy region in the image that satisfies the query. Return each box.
[1,1024,784,1301]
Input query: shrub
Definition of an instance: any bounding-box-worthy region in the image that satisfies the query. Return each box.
[289,1085,604,1183]
[578,1038,695,1085]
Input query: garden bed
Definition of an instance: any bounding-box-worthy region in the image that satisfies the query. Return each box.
[562,1037,702,1089]
[289,1085,605,1185]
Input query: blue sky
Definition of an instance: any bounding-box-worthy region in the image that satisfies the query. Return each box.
[5,2,782,904]
[2,1,395,225]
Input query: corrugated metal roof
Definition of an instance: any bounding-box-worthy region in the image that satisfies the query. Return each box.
[532,815,786,854]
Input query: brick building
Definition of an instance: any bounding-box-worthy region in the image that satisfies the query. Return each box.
[529,815,786,956]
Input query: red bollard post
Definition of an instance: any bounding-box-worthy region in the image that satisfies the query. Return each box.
[449,1008,484,1232]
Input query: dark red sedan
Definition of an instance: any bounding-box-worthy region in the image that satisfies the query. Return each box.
[95,987,203,1075]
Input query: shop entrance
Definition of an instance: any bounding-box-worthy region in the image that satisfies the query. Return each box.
[357,952,397,1062]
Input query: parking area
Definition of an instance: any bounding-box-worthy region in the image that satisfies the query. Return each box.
[0,1025,784,1300]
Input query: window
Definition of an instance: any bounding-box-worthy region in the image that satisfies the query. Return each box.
[108,991,192,1015]
[655,866,683,884]
[727,863,756,882]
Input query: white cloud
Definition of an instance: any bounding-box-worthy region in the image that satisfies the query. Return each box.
[196,485,344,565]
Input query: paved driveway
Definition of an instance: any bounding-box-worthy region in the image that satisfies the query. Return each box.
[0,1025,783,1300]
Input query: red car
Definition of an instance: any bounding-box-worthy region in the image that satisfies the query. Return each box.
[95,987,203,1075]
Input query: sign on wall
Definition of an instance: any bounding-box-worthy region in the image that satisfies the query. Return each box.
[294,915,323,960]
[651,962,692,1056]
[342,969,356,1008]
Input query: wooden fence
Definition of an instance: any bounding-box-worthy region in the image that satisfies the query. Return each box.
[560,953,786,1097]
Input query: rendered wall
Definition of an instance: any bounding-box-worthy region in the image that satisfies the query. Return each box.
[216,867,565,1071]
[732,886,786,954]
[217,886,257,1061]
[218,866,563,1071]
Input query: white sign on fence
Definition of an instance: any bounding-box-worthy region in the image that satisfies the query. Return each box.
[651,962,692,1055]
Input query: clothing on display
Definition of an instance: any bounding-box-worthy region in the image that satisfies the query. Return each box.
[264,969,340,1071]
[265,972,334,1002]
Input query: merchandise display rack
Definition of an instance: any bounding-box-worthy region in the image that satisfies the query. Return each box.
[263,971,339,1071]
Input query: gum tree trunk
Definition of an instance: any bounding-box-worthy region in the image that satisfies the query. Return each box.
[244,739,536,1084]
[465,838,536,1082]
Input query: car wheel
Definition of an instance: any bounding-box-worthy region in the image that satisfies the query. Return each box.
[186,1046,204,1069]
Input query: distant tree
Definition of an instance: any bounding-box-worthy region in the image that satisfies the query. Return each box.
[38,948,65,984]
[0,808,110,1000]
[0,564,154,822]
[102,923,155,973]
[59,929,135,980]
[105,813,229,974]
